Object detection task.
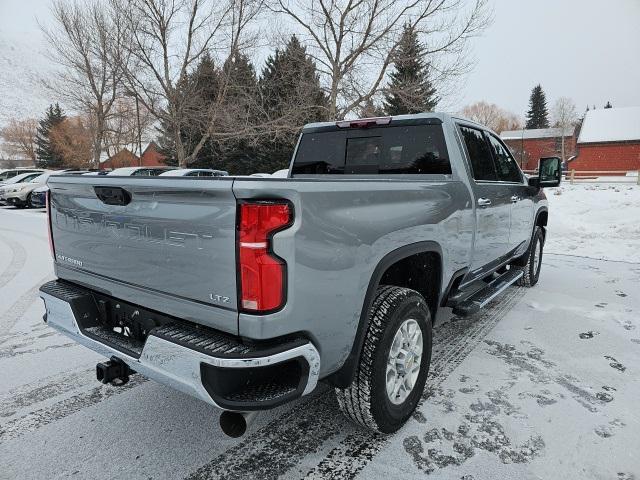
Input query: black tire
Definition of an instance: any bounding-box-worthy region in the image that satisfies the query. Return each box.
[515,226,544,287]
[335,285,432,433]
[27,193,35,208]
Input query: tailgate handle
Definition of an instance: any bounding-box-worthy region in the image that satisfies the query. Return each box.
[94,186,132,206]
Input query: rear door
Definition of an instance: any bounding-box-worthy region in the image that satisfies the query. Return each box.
[457,125,512,276]
[48,175,239,330]
[486,133,534,252]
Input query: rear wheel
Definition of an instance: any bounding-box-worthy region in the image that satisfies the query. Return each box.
[515,226,544,287]
[335,285,432,433]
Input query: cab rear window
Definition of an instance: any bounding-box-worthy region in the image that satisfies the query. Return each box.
[292,124,451,175]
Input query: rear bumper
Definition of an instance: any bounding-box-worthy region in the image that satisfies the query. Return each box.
[39,280,320,411]
[30,192,46,207]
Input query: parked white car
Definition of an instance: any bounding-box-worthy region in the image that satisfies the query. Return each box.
[159,168,229,177]
[0,172,45,205]
[0,168,44,185]
[1,171,55,208]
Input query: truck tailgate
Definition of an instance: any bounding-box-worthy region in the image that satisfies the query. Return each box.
[48,176,239,325]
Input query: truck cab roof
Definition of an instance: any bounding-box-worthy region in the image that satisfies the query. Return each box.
[302,112,494,135]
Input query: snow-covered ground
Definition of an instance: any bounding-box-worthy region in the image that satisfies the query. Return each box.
[546,184,640,263]
[0,184,639,479]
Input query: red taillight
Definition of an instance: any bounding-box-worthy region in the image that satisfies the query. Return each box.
[45,189,55,258]
[238,201,292,312]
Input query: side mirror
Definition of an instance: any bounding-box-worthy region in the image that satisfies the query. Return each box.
[529,157,562,188]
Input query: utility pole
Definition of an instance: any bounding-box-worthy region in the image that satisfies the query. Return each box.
[520,126,525,168]
[135,95,142,166]
[125,89,143,165]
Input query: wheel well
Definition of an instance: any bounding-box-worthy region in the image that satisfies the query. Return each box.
[536,210,548,227]
[379,251,441,319]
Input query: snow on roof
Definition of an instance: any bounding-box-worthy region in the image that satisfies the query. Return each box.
[577,106,640,143]
[500,127,573,141]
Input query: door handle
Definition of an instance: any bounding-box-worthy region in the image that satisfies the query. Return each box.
[510,195,520,203]
[477,197,492,207]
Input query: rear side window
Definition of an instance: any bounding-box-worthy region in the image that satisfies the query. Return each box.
[487,135,523,183]
[458,126,497,181]
[292,124,450,175]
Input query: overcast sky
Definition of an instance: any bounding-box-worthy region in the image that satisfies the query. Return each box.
[1,0,639,120]
[459,0,640,118]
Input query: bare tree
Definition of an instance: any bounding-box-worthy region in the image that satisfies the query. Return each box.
[552,97,577,161]
[0,118,38,162]
[460,101,521,133]
[270,0,490,119]
[103,97,154,158]
[42,0,126,166]
[113,0,264,167]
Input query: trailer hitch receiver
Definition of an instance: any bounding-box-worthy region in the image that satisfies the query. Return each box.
[96,356,135,386]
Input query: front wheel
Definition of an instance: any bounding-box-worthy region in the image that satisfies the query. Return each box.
[515,226,544,287]
[335,286,432,433]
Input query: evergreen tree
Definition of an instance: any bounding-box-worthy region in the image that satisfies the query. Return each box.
[156,115,178,166]
[211,51,262,174]
[383,24,438,115]
[258,35,329,172]
[156,56,219,166]
[35,103,66,168]
[525,85,550,129]
[604,101,612,109]
[156,42,328,175]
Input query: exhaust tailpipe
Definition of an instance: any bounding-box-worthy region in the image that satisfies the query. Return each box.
[219,411,258,438]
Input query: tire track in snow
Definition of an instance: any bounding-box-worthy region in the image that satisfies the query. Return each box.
[184,287,525,480]
[0,234,27,289]
[0,340,77,359]
[0,368,96,418]
[301,288,525,480]
[185,386,346,480]
[0,376,147,444]
[0,274,53,337]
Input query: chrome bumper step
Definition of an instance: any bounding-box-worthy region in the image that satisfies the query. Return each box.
[39,280,320,410]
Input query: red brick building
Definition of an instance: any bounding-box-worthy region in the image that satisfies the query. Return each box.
[500,127,576,170]
[568,107,640,173]
[100,142,167,170]
[100,148,139,170]
[139,142,167,167]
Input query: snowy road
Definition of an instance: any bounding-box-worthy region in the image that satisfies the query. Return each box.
[1,193,639,479]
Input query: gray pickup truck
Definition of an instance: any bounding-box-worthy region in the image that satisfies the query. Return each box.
[39,113,561,436]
